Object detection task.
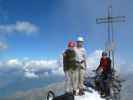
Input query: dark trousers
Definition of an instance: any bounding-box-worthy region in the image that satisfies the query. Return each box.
[101,72,110,96]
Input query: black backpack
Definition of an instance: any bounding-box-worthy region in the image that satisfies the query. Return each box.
[47,91,74,100]
[63,49,76,71]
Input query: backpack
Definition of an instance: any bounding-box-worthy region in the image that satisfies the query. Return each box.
[47,91,74,100]
[63,49,76,71]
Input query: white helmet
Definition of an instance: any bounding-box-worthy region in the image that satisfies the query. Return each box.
[77,36,84,42]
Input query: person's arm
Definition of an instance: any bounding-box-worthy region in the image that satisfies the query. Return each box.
[83,49,87,69]
[107,57,112,72]
[108,57,111,67]
[84,57,87,69]
[63,52,67,72]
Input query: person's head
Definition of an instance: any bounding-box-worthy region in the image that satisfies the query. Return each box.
[102,51,108,58]
[68,41,75,49]
[76,37,84,48]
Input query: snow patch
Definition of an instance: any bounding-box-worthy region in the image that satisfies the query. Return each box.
[75,89,105,100]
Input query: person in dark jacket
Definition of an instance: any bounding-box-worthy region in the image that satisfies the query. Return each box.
[96,51,112,97]
[63,41,78,95]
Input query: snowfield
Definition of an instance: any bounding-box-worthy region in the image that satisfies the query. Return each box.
[75,88,105,100]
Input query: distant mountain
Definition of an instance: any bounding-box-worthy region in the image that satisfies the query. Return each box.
[0,73,128,100]
[1,64,133,100]
[1,82,65,100]
[0,75,64,97]
[2,73,133,100]
[121,73,133,100]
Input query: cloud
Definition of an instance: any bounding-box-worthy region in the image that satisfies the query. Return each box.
[87,50,102,69]
[51,67,64,76]
[0,50,131,79]
[0,41,8,50]
[24,60,57,71]
[0,21,39,35]
[0,50,102,79]
[5,59,23,67]
[0,58,59,78]
[85,50,102,76]
[24,71,39,78]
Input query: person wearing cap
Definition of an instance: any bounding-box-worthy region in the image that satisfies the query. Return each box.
[96,51,112,97]
[63,41,78,94]
[74,37,87,95]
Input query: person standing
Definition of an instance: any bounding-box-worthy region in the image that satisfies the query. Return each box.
[96,51,112,97]
[63,41,78,95]
[74,37,87,95]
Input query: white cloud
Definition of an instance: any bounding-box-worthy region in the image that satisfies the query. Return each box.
[0,59,59,78]
[24,71,39,78]
[87,50,102,69]
[6,59,23,67]
[85,50,102,76]
[0,50,101,78]
[23,59,59,78]
[0,21,39,35]
[0,50,104,78]
[52,67,64,76]
[24,60,58,72]
[0,50,131,79]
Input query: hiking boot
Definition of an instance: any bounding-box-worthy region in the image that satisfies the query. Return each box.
[73,90,76,95]
[79,89,85,96]
[105,96,111,100]
[101,94,106,98]
[100,92,106,98]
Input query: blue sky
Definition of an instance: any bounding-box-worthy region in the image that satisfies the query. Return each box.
[0,0,133,97]
[0,0,132,63]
